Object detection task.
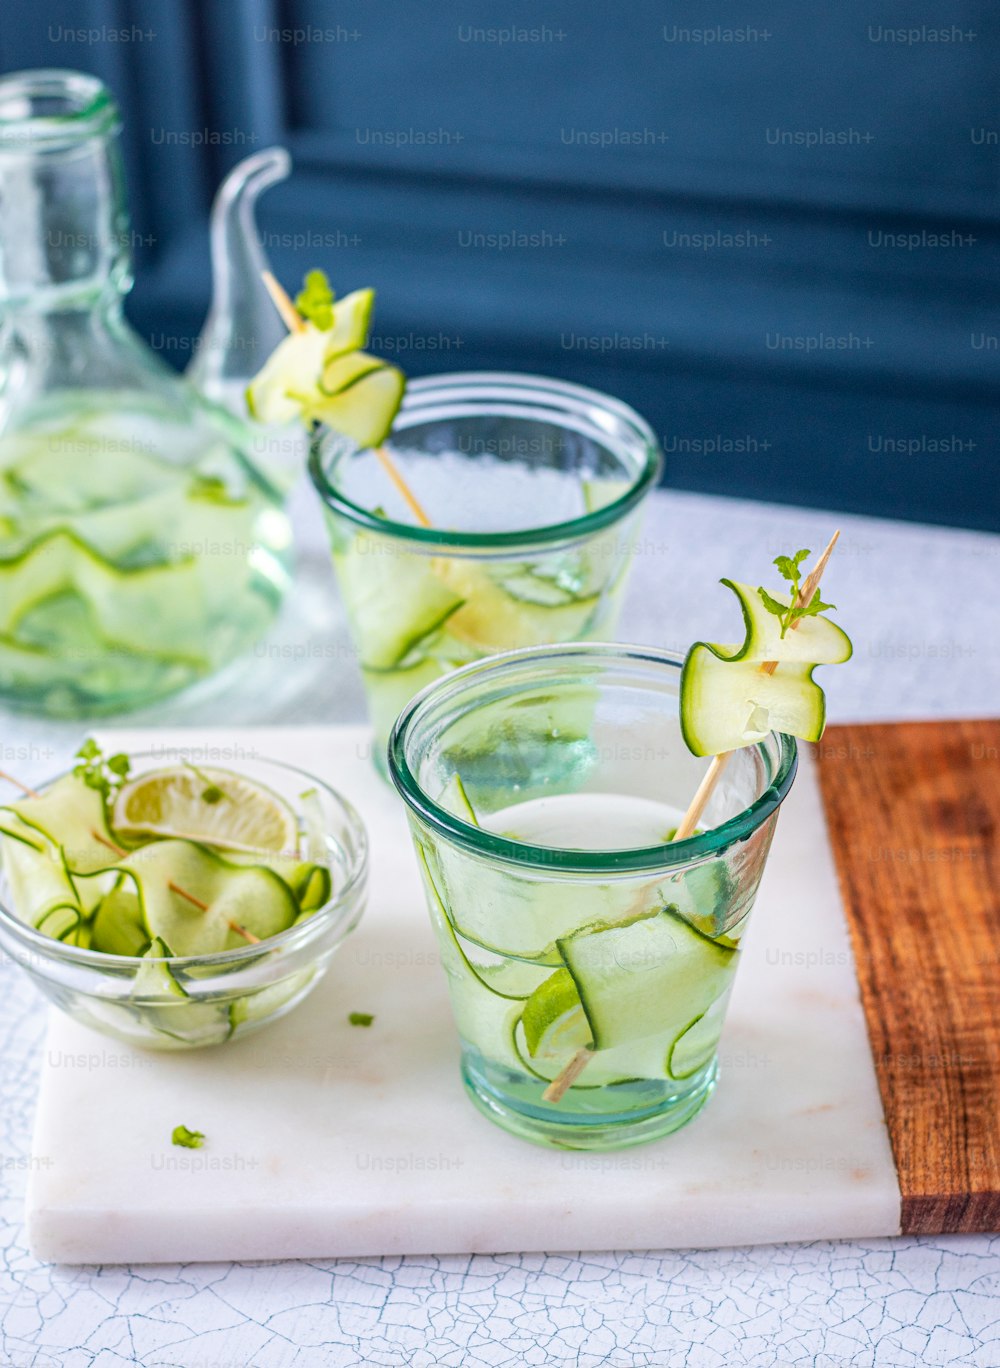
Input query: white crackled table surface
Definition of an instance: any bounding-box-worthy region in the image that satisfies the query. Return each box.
[1,483,998,1368]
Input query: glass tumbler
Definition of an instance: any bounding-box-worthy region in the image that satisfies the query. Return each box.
[389,643,798,1150]
[309,372,662,770]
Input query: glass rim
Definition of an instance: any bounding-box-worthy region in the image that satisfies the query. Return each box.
[0,751,368,970]
[0,70,119,149]
[388,641,799,873]
[307,370,663,551]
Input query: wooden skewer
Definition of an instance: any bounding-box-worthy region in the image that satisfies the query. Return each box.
[262,269,306,334]
[0,770,41,799]
[544,532,841,1106]
[373,447,431,527]
[260,271,431,526]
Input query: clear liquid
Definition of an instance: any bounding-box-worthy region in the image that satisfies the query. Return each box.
[423,790,740,1147]
[487,791,683,850]
[0,394,291,715]
[328,464,636,766]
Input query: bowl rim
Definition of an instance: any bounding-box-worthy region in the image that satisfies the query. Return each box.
[0,750,368,972]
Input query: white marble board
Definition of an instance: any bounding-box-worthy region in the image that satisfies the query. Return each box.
[26,726,900,1263]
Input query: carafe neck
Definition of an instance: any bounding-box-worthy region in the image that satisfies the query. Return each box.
[0,70,131,312]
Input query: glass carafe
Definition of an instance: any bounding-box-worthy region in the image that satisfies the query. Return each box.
[0,70,292,717]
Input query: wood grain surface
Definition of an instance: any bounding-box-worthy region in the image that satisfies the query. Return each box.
[817,720,1000,1234]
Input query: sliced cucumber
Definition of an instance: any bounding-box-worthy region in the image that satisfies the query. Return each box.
[4,772,118,875]
[494,567,581,607]
[0,530,210,665]
[117,839,299,956]
[91,883,150,957]
[322,288,375,360]
[681,645,825,756]
[319,349,384,397]
[307,359,405,448]
[582,478,632,514]
[132,937,186,999]
[679,578,853,756]
[557,905,737,1052]
[334,532,464,669]
[667,998,728,1080]
[721,579,853,666]
[229,969,316,1029]
[439,773,479,826]
[36,903,82,941]
[245,326,330,425]
[429,557,601,653]
[416,845,529,1003]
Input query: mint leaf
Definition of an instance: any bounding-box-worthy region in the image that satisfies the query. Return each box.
[757,587,788,621]
[171,1124,205,1149]
[295,269,335,329]
[794,592,836,622]
[773,549,809,585]
[348,1011,374,1027]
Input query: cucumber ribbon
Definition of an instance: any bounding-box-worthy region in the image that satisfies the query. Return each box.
[680,579,853,757]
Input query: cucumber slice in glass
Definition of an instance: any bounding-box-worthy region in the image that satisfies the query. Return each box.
[439,773,479,827]
[335,530,465,670]
[557,906,737,1052]
[667,998,728,1080]
[582,478,632,514]
[430,558,601,653]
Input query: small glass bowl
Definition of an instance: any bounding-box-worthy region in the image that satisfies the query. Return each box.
[0,751,368,1050]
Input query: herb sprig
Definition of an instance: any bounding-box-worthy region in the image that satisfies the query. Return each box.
[295,268,335,329]
[758,548,836,638]
[73,739,130,803]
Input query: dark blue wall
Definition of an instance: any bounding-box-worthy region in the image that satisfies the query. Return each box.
[2,0,998,530]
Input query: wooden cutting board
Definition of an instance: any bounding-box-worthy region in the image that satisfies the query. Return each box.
[817,719,1000,1235]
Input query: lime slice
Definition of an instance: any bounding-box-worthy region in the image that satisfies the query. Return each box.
[112,766,297,853]
[521,967,592,1060]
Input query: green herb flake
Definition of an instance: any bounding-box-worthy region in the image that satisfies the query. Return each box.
[348,1012,375,1027]
[295,269,335,330]
[201,786,225,805]
[171,1124,205,1149]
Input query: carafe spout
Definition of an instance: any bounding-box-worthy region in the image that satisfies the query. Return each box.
[187,146,291,410]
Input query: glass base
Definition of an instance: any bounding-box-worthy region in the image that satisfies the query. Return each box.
[461,1054,718,1151]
